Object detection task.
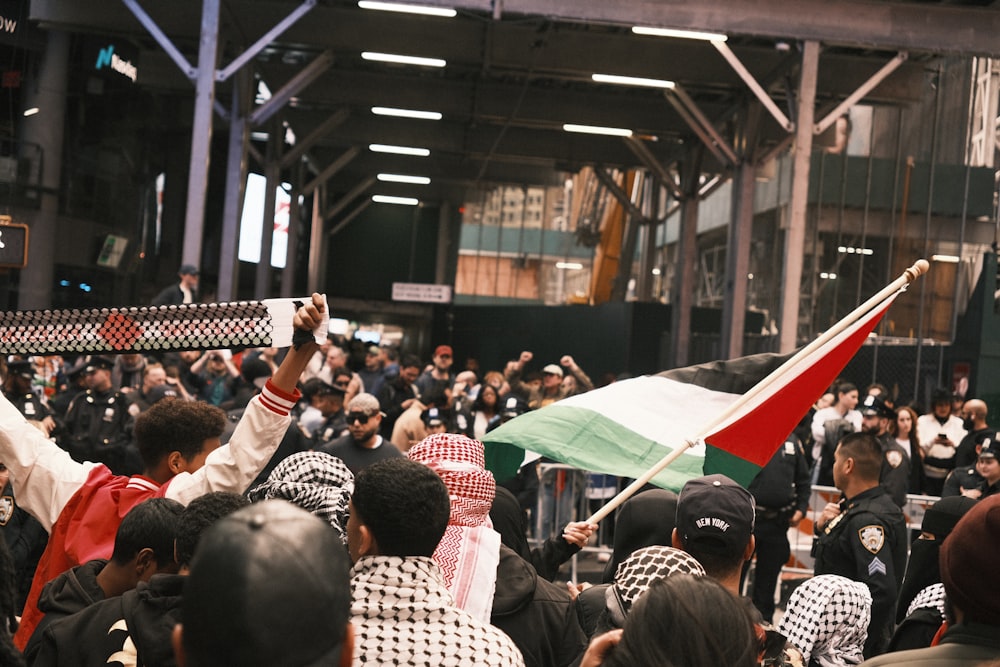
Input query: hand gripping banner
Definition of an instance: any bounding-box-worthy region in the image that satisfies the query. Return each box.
[0,298,329,356]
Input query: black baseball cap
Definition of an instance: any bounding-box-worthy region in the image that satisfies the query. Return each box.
[676,474,755,557]
[861,394,896,419]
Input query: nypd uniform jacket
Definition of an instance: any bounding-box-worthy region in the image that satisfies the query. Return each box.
[2,390,52,423]
[813,485,906,656]
[942,466,1000,499]
[60,388,135,474]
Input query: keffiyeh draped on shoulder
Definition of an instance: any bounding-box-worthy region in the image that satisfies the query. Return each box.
[408,433,500,622]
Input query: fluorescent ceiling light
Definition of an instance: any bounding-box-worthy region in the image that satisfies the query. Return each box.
[362,51,446,68]
[378,173,431,185]
[372,106,443,120]
[373,195,419,205]
[820,272,838,280]
[632,26,728,42]
[358,1,457,17]
[592,73,675,89]
[556,262,584,270]
[23,107,39,117]
[563,123,633,137]
[369,143,431,156]
[932,254,960,263]
[837,245,874,256]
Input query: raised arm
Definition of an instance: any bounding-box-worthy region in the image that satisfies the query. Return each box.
[166,294,327,504]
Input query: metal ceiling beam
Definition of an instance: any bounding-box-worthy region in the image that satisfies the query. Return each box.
[712,41,794,132]
[216,0,317,82]
[325,177,377,222]
[814,51,908,135]
[669,85,739,164]
[486,0,1000,57]
[280,107,350,169]
[303,146,360,196]
[593,167,649,224]
[623,136,683,200]
[249,49,334,126]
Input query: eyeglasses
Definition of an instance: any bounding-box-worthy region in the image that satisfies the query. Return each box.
[334,381,350,388]
[347,412,370,424]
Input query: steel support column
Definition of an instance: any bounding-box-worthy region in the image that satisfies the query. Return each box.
[255,126,281,299]
[307,184,325,294]
[671,151,701,368]
[217,71,252,301]
[182,0,220,271]
[721,161,754,358]
[779,40,819,352]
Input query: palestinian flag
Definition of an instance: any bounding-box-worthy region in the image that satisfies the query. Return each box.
[483,293,897,491]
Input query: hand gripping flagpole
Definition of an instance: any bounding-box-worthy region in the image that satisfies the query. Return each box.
[586,258,929,524]
[0,297,330,356]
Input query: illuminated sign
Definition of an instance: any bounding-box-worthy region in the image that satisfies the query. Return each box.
[94,45,137,83]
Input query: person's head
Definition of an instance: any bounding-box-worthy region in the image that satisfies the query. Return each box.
[893,405,918,439]
[325,347,348,371]
[247,452,354,544]
[174,492,249,569]
[483,370,504,391]
[175,500,353,667]
[835,382,859,411]
[141,365,167,393]
[860,394,895,436]
[473,383,498,412]
[178,264,199,290]
[109,498,184,576]
[777,575,872,666]
[421,407,448,434]
[602,546,705,630]
[976,445,1000,485]
[331,367,353,392]
[832,432,883,493]
[133,398,226,478]
[303,378,346,417]
[561,374,578,393]
[363,346,381,371]
[961,398,988,431]
[205,352,228,376]
[602,575,758,667]
[345,393,383,444]
[931,387,953,419]
[866,383,888,398]
[408,432,496,530]
[398,354,422,386]
[939,495,1000,626]
[432,345,453,373]
[240,358,272,391]
[541,363,563,392]
[815,392,835,410]
[673,474,755,582]
[348,458,450,561]
[3,359,33,392]
[83,356,114,391]
[604,489,678,583]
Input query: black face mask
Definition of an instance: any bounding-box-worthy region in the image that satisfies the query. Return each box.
[963,417,976,431]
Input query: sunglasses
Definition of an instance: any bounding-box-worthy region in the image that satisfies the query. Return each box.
[347,412,371,424]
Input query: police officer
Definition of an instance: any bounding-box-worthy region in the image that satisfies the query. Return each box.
[942,441,1000,499]
[860,393,910,508]
[302,378,349,448]
[2,359,54,433]
[745,434,810,622]
[813,432,906,658]
[60,356,137,474]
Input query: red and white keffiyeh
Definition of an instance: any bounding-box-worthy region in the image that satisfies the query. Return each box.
[408,433,500,622]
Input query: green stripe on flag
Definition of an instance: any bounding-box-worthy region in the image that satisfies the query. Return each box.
[483,404,706,492]
[703,445,764,488]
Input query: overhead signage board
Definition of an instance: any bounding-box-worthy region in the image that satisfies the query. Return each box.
[392,282,452,304]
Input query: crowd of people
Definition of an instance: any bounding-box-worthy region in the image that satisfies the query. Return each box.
[0,294,997,665]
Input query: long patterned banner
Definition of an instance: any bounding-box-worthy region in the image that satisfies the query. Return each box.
[0,297,328,355]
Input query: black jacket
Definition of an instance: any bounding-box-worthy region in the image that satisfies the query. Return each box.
[490,546,587,667]
[23,559,108,663]
[31,573,183,667]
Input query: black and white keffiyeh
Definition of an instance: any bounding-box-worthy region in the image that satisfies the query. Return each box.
[247,451,354,543]
[778,574,872,667]
[905,582,946,618]
[613,545,706,614]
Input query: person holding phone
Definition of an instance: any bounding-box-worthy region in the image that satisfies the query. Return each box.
[916,388,968,495]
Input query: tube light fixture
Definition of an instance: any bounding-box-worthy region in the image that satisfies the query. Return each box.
[377,173,431,185]
[931,254,960,263]
[372,106,443,120]
[369,144,431,156]
[563,123,633,137]
[556,262,584,270]
[837,245,874,255]
[358,1,457,17]
[362,51,446,68]
[632,26,728,42]
[373,195,419,205]
[23,107,39,117]
[592,73,675,89]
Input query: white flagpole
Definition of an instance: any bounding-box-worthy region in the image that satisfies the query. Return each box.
[586,259,929,524]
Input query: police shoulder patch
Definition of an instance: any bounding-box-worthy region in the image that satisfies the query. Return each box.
[886,450,903,468]
[0,496,14,526]
[859,524,885,554]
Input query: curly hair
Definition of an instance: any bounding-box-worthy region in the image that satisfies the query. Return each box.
[133,398,226,469]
